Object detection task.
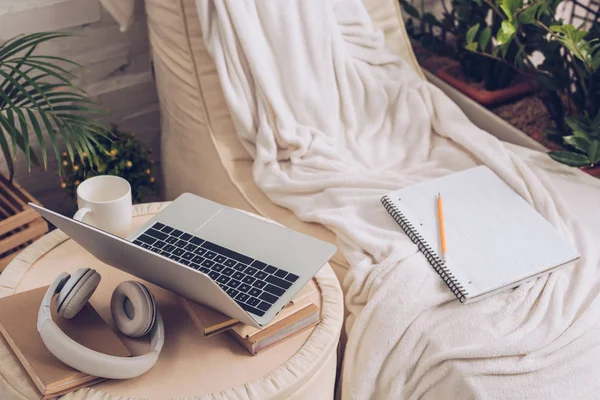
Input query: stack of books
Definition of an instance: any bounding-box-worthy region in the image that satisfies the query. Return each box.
[182,279,321,355]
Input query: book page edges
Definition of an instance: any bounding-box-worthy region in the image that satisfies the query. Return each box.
[182,278,320,337]
[228,305,320,355]
[181,298,241,337]
[466,256,580,302]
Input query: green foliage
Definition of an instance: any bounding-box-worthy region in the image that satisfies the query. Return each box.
[399,0,514,90]
[0,32,108,180]
[550,24,600,72]
[548,115,600,167]
[496,20,517,46]
[400,0,421,19]
[402,0,455,59]
[60,128,158,203]
[548,151,594,167]
[463,0,600,168]
[466,23,480,45]
[479,26,492,50]
[500,0,523,21]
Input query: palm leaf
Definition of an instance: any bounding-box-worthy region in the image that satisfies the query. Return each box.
[11,107,31,169]
[8,67,55,109]
[0,110,40,166]
[0,32,71,60]
[70,123,100,167]
[3,60,76,86]
[0,45,36,101]
[26,109,47,169]
[0,68,41,110]
[65,122,89,164]
[50,115,75,163]
[5,109,17,156]
[0,32,107,180]
[0,116,16,177]
[37,111,62,174]
[11,83,64,106]
[28,55,82,69]
[18,91,96,107]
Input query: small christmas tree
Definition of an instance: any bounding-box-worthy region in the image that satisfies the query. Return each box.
[60,127,159,203]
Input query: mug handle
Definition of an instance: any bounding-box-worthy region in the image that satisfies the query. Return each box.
[73,207,92,222]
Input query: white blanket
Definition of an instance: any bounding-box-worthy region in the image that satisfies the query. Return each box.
[195,1,600,398]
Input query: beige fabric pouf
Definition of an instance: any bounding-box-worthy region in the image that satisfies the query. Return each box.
[0,202,344,400]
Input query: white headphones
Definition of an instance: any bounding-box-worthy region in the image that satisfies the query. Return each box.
[37,268,164,379]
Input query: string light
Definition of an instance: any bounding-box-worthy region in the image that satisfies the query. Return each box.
[60,129,157,203]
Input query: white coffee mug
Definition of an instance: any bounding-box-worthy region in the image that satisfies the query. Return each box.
[73,175,132,238]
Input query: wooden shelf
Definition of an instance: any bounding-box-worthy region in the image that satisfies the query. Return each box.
[0,174,49,272]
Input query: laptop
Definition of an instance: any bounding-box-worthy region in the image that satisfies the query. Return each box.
[30,193,336,328]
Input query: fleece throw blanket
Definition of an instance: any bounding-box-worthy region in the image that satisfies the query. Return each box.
[196,1,600,398]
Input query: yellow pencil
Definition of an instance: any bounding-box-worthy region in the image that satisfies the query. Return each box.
[437,193,447,263]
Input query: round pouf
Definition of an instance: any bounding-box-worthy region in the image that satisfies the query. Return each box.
[0,202,343,400]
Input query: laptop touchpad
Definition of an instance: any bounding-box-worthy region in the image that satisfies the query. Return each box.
[195,207,327,271]
[195,208,284,263]
[156,193,224,233]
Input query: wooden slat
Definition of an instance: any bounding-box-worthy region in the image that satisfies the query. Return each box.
[0,219,48,255]
[0,232,46,272]
[0,202,11,219]
[5,175,39,205]
[0,173,48,272]
[0,176,26,210]
[0,186,22,211]
[0,208,40,236]
[0,173,37,207]
[0,190,22,215]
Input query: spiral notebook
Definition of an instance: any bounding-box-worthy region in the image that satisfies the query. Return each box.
[381,166,580,302]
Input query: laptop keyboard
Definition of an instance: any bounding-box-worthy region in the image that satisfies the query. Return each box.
[132,222,299,317]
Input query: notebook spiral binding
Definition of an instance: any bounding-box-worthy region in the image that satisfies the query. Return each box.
[381,196,468,302]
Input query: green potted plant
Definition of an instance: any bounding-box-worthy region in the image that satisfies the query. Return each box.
[0,32,107,180]
[548,115,600,176]
[59,127,159,204]
[463,0,600,175]
[400,0,535,105]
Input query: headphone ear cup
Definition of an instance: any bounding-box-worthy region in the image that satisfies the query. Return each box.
[57,268,101,319]
[111,281,156,338]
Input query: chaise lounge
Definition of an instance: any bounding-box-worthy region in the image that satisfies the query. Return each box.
[3,0,598,398]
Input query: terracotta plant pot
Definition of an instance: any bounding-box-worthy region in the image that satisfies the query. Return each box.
[436,65,535,106]
[530,131,564,151]
[580,165,600,178]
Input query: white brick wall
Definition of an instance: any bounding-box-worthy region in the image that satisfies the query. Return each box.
[0,0,162,215]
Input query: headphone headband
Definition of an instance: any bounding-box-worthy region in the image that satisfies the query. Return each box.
[38,273,164,379]
[37,272,69,331]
